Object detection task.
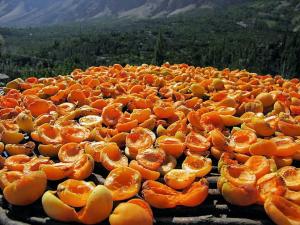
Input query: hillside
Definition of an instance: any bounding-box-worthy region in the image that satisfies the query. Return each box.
[0,0,250,27]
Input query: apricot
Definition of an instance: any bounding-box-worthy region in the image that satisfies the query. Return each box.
[180,179,209,207]
[3,170,47,205]
[256,93,275,108]
[212,78,224,90]
[220,115,242,126]
[16,110,34,132]
[158,154,177,175]
[69,154,94,180]
[251,117,275,137]
[36,123,62,144]
[185,132,210,153]
[221,165,256,189]
[142,179,208,208]
[139,116,156,130]
[84,141,107,161]
[89,127,118,141]
[77,185,113,224]
[182,155,212,177]
[40,162,74,180]
[228,129,257,154]
[136,147,165,170]
[0,142,4,153]
[257,173,286,204]
[109,202,153,225]
[190,83,206,97]
[187,110,204,130]
[4,154,31,171]
[42,191,79,223]
[116,119,138,132]
[219,179,258,206]
[58,142,85,162]
[38,143,62,157]
[67,89,89,106]
[271,136,298,157]
[27,99,56,117]
[79,115,102,128]
[216,97,238,108]
[100,142,128,171]
[126,127,155,158]
[60,124,90,143]
[278,166,300,191]
[34,112,58,127]
[153,101,175,118]
[142,180,179,208]
[249,139,277,156]
[109,132,128,147]
[1,131,24,144]
[199,111,224,132]
[41,85,59,95]
[127,198,153,218]
[5,141,35,155]
[284,189,300,205]
[23,156,53,172]
[210,146,224,160]
[102,103,122,127]
[239,111,257,123]
[57,179,96,207]
[130,108,151,123]
[272,156,293,168]
[278,120,300,136]
[244,155,276,179]
[156,136,185,158]
[273,101,286,114]
[104,167,142,201]
[0,171,23,190]
[264,195,300,225]
[57,102,76,115]
[210,129,227,149]
[243,100,264,113]
[164,169,195,190]
[129,160,160,180]
[216,106,237,116]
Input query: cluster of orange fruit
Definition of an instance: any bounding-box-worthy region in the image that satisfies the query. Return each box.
[0,63,300,225]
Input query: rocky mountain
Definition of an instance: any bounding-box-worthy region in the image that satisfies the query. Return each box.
[0,0,299,29]
[0,0,247,27]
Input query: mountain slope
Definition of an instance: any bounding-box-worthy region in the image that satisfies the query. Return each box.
[0,0,246,27]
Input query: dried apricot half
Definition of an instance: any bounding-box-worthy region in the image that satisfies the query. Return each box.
[164,169,196,190]
[104,167,142,201]
[57,179,96,207]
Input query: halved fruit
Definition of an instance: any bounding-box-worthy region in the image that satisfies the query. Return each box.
[57,179,96,207]
[104,167,142,201]
[264,195,300,225]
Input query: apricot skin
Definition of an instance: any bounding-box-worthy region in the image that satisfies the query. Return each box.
[78,185,113,224]
[109,202,153,225]
[4,171,47,206]
[220,182,258,206]
[42,191,79,223]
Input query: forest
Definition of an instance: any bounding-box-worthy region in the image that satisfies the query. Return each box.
[0,2,299,81]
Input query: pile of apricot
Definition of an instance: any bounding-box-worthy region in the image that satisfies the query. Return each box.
[1,63,300,225]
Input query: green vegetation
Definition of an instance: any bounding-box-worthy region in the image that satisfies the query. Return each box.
[0,1,299,80]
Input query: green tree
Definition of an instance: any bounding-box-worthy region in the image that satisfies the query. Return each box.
[152,30,165,66]
[0,34,4,56]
